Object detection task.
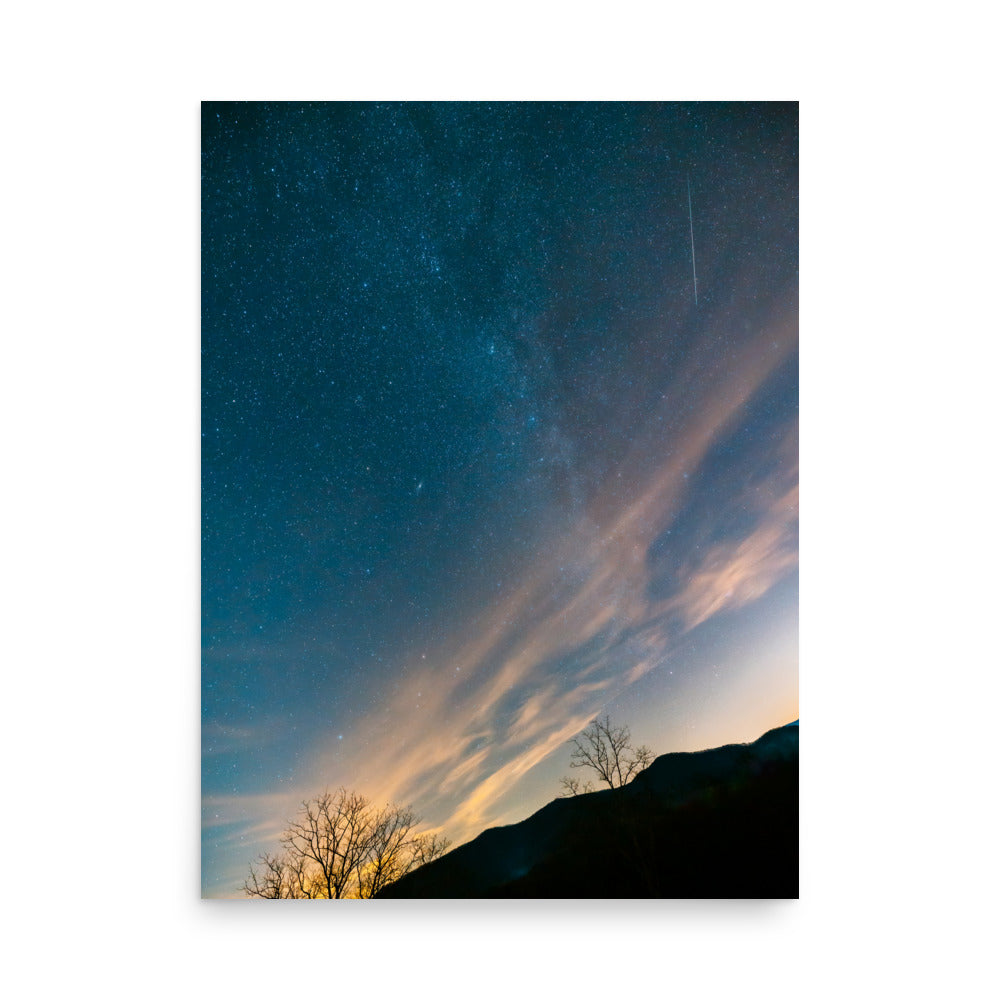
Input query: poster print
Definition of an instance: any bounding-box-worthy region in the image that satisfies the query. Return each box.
[202,102,798,899]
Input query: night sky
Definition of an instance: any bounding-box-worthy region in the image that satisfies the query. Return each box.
[201,101,798,898]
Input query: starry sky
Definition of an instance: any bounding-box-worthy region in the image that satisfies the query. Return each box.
[201,101,798,898]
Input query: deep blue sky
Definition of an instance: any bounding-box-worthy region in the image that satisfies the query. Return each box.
[202,101,798,897]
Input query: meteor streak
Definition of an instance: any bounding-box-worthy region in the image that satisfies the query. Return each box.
[687,174,698,306]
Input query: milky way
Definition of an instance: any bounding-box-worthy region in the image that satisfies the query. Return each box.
[201,102,798,897]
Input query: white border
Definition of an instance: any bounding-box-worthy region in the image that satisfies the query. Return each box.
[5,2,995,995]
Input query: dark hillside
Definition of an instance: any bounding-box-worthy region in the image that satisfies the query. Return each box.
[377,721,798,898]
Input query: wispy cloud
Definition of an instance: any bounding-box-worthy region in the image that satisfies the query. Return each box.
[291,301,799,847]
[207,298,799,893]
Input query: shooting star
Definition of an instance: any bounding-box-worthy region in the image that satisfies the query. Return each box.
[687,174,698,306]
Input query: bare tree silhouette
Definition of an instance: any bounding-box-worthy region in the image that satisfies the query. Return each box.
[560,715,653,793]
[244,787,450,899]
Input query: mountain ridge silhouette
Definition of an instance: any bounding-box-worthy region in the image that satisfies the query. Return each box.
[377,721,799,898]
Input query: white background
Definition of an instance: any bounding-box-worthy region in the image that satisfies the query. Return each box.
[2,2,996,996]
